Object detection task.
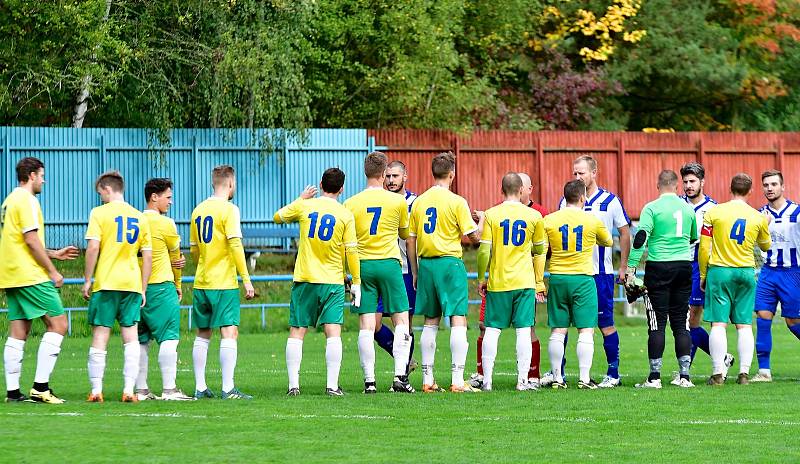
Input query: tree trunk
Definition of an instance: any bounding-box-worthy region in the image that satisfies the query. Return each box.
[72,0,113,128]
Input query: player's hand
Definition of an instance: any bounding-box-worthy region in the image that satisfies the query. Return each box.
[624,267,636,289]
[472,210,485,223]
[81,281,92,300]
[300,185,317,200]
[699,277,706,292]
[171,254,186,269]
[49,270,64,288]
[477,281,487,297]
[617,266,629,285]
[412,274,417,290]
[762,209,773,224]
[244,281,255,300]
[140,292,147,308]
[176,287,183,302]
[350,283,362,307]
[536,292,546,304]
[52,246,79,261]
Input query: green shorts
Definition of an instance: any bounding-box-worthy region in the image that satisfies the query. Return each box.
[88,290,142,328]
[139,282,181,343]
[192,289,240,329]
[353,259,409,315]
[416,257,469,319]
[485,288,536,329]
[704,266,756,325]
[4,282,64,321]
[289,282,344,328]
[547,274,598,329]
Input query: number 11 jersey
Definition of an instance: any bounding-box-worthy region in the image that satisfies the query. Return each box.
[543,207,612,276]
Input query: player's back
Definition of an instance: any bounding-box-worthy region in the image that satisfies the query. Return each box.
[482,201,544,291]
[344,188,408,261]
[704,200,770,268]
[191,197,242,290]
[544,208,612,275]
[144,210,180,284]
[0,188,49,288]
[761,200,799,269]
[410,186,477,258]
[86,201,150,292]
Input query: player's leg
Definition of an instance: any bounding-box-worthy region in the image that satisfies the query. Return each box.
[688,261,711,361]
[512,289,536,390]
[705,267,731,385]
[215,289,246,399]
[191,289,214,398]
[4,317,32,402]
[403,271,417,374]
[318,283,346,396]
[467,296,487,388]
[416,258,443,391]
[753,267,778,381]
[286,326,307,395]
[528,326,541,386]
[358,313,377,391]
[574,276,599,389]
[731,270,757,384]
[636,263,669,389]
[150,283,191,400]
[286,282,312,395]
[355,261,382,392]
[546,275,570,388]
[373,309,395,357]
[119,291,143,402]
[668,262,693,387]
[380,260,412,391]
[389,311,414,392]
[595,274,620,387]
[440,258,473,392]
[86,290,119,402]
[135,303,154,400]
[481,290,512,391]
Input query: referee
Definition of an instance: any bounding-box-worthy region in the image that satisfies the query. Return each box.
[626,170,698,388]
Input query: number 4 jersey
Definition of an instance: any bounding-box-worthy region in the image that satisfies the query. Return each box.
[699,199,770,271]
[85,200,152,293]
[543,207,613,276]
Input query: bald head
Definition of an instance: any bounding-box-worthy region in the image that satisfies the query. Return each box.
[518,172,532,203]
[501,172,523,198]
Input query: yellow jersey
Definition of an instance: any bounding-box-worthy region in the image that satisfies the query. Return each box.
[190,197,250,290]
[409,186,477,258]
[0,188,49,288]
[544,207,613,275]
[85,201,152,293]
[699,200,770,275]
[143,210,181,286]
[275,196,358,284]
[344,187,409,261]
[481,201,545,291]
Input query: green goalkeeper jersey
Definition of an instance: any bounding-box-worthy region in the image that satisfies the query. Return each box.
[628,192,697,267]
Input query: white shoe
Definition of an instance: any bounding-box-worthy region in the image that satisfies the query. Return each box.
[635,378,662,389]
[669,372,681,386]
[516,380,538,391]
[527,378,540,390]
[722,353,735,379]
[135,389,159,401]
[676,378,695,388]
[467,373,484,389]
[598,375,621,388]
[539,372,555,387]
[481,383,493,392]
[750,371,773,383]
[161,389,197,401]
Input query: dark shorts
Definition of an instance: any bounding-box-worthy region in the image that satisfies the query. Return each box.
[755,267,800,319]
[689,261,705,306]
[595,273,615,328]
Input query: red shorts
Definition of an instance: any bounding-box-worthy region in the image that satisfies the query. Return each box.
[479,295,486,323]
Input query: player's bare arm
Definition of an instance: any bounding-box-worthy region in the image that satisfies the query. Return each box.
[22,230,63,287]
[82,239,100,299]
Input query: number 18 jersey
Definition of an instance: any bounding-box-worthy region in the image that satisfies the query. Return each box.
[190,197,243,290]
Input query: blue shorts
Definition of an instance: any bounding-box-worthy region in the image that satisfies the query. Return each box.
[755,267,800,319]
[594,273,615,328]
[689,261,705,306]
[377,273,416,316]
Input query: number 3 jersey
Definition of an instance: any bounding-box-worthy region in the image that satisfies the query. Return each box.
[191,197,249,290]
[343,187,409,262]
[86,200,152,293]
[409,185,477,259]
[760,200,800,269]
[275,196,357,284]
[700,199,770,270]
[543,207,613,276]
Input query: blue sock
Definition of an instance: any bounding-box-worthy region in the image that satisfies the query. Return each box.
[603,331,620,379]
[756,317,773,370]
[789,323,800,341]
[374,324,394,356]
[689,326,710,361]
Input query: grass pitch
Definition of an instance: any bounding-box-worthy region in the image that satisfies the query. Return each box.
[2,326,799,463]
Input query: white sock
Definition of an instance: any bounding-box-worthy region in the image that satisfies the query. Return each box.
[136,342,150,391]
[87,347,107,395]
[159,339,179,390]
[33,332,63,385]
[220,338,237,393]
[192,337,210,392]
[709,325,728,375]
[123,342,140,395]
[392,324,411,377]
[4,338,25,391]
[737,327,754,375]
[358,330,376,383]
[548,332,566,381]
[515,327,532,385]
[421,325,438,385]
[286,338,303,390]
[576,332,594,383]
[450,325,468,388]
[481,327,501,389]
[325,337,342,390]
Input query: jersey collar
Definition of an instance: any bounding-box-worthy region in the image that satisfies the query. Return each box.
[765,199,793,218]
[585,188,606,207]
[143,209,159,214]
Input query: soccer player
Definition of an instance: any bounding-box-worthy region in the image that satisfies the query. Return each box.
[752,170,800,382]
[134,178,194,401]
[83,171,152,403]
[408,152,484,393]
[344,152,414,393]
[476,172,545,391]
[1,157,79,403]
[626,170,697,388]
[544,179,613,390]
[190,165,255,400]
[372,160,418,374]
[546,156,630,388]
[276,168,361,396]
[699,173,770,386]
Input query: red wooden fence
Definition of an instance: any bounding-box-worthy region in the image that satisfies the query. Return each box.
[369,129,800,218]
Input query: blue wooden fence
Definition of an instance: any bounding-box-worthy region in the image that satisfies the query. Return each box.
[0,127,382,248]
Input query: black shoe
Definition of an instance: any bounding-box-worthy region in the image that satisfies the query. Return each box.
[363,382,377,394]
[326,387,345,397]
[389,376,415,393]
[706,373,725,386]
[287,388,300,397]
[551,381,568,390]
[5,394,32,403]
[577,379,599,390]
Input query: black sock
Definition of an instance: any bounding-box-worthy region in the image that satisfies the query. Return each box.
[33,382,49,392]
[680,374,690,381]
[7,389,22,399]
[648,372,661,382]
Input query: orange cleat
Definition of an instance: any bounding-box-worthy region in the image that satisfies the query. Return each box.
[450,383,481,393]
[121,393,139,403]
[422,383,446,393]
[86,393,104,403]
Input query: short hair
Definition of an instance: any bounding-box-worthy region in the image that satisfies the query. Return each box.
[501,172,522,196]
[387,160,407,173]
[95,170,124,193]
[761,169,783,185]
[364,151,388,179]
[573,155,597,172]
[730,173,752,196]
[431,152,456,179]
[564,179,587,203]
[680,162,705,180]
[321,167,346,194]
[144,178,173,202]
[658,170,679,188]
[16,157,44,183]
[212,165,235,186]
